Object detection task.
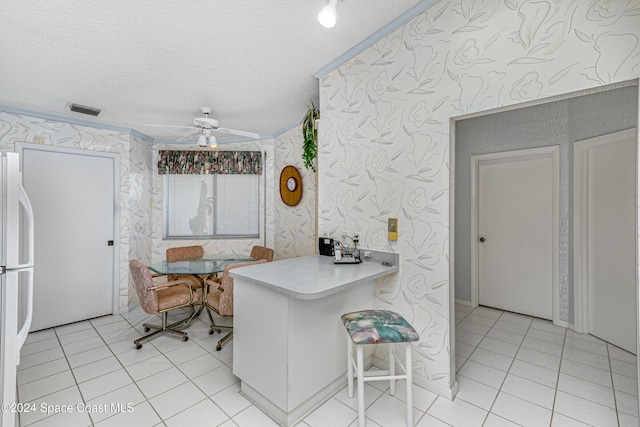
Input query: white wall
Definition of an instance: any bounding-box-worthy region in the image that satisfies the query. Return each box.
[317,0,640,397]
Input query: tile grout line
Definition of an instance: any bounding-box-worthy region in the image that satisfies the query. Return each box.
[548,321,567,427]
[89,314,164,427]
[606,342,622,426]
[70,315,132,427]
[480,309,532,426]
[461,309,635,426]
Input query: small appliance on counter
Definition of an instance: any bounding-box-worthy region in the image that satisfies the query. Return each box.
[333,239,362,264]
[320,236,362,263]
[319,237,334,256]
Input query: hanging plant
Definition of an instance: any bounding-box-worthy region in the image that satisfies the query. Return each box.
[302,102,319,172]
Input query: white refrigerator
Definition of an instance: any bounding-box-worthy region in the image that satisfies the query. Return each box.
[0,153,35,427]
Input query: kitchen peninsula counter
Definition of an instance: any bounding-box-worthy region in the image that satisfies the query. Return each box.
[230,254,398,426]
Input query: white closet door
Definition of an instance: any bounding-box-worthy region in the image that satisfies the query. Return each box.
[477,149,557,320]
[22,147,115,331]
[584,132,637,353]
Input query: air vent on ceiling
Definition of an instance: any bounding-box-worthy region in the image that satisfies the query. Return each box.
[67,103,102,117]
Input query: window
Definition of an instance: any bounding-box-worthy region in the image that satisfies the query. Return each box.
[164,174,259,239]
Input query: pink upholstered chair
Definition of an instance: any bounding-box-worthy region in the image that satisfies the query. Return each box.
[205,259,268,351]
[249,245,274,262]
[165,245,206,289]
[130,260,201,349]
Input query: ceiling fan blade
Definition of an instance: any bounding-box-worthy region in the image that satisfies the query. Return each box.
[145,124,196,130]
[176,130,200,142]
[215,127,260,139]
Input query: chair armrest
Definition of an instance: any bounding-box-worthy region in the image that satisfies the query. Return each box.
[204,279,224,293]
[147,279,196,304]
[147,278,194,291]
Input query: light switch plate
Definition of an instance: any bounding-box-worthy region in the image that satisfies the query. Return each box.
[388,218,398,241]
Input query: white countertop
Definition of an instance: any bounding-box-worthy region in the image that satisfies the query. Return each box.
[229,255,399,300]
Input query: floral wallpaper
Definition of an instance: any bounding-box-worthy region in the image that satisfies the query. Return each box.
[0,110,311,313]
[128,134,154,305]
[274,124,317,260]
[318,0,640,397]
[0,111,136,311]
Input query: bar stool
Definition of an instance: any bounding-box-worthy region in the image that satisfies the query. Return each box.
[341,310,419,427]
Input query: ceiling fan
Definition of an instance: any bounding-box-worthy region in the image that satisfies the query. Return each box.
[147,107,260,148]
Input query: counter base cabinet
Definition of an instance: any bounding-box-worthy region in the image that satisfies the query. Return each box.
[233,278,374,426]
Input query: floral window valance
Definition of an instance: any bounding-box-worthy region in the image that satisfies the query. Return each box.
[158,150,262,175]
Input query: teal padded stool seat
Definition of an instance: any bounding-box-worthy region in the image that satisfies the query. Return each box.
[341,310,419,427]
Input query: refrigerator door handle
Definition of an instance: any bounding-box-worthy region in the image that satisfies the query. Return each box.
[16,180,35,269]
[16,268,33,357]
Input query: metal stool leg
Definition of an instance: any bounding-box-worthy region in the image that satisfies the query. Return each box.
[389,343,396,395]
[405,342,413,426]
[347,334,354,398]
[357,345,365,427]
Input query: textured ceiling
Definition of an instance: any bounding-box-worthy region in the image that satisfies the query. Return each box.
[0,0,424,143]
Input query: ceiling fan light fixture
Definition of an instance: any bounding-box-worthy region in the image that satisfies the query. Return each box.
[208,134,217,148]
[197,134,208,148]
[318,0,338,28]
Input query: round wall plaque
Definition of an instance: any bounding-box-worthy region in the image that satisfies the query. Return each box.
[279,165,302,206]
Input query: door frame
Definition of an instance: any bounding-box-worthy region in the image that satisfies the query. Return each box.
[573,128,638,334]
[470,146,561,324]
[15,142,120,317]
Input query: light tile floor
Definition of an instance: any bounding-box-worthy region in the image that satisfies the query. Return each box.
[15,304,639,426]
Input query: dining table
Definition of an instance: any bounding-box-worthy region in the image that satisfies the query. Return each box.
[147,253,256,323]
[148,253,256,284]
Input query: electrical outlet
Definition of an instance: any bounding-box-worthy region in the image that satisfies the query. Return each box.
[388,218,398,241]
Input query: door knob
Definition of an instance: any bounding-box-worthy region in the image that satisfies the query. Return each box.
[479,237,486,242]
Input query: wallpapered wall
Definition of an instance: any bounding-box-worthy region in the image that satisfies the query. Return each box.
[317,0,640,396]
[0,112,135,310]
[128,134,154,306]
[274,124,317,259]
[0,112,315,310]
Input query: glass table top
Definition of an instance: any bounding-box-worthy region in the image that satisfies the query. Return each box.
[148,253,256,275]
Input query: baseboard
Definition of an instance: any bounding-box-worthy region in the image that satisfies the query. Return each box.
[455,298,474,307]
[121,302,139,314]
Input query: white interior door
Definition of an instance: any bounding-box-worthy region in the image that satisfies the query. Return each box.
[21,146,116,331]
[576,129,637,354]
[475,147,559,320]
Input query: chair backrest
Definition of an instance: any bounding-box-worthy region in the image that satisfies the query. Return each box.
[166,245,204,261]
[129,260,160,314]
[217,259,268,316]
[250,245,274,262]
